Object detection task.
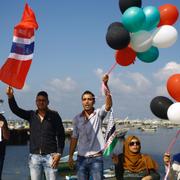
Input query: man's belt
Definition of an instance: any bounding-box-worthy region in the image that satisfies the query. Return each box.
[78,151,102,158]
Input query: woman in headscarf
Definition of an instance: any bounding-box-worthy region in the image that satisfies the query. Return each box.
[114,135,160,180]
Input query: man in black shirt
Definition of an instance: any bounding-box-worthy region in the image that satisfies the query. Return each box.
[0,114,10,180]
[6,87,65,180]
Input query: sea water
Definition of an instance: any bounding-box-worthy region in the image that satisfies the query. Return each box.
[2,127,180,180]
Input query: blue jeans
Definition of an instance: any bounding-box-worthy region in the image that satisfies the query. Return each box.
[29,154,58,180]
[77,155,103,180]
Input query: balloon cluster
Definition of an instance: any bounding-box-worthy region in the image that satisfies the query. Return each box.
[106,0,179,66]
[105,0,179,123]
[150,74,180,124]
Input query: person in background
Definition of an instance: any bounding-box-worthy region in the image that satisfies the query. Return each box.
[6,87,65,180]
[114,135,160,180]
[163,152,180,180]
[0,114,10,180]
[68,74,112,180]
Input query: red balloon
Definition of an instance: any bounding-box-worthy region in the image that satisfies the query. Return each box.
[167,74,180,102]
[115,46,136,66]
[158,4,179,27]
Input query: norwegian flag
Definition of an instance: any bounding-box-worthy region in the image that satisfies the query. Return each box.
[0,3,38,89]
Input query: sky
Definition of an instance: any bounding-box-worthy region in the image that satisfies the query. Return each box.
[0,0,180,121]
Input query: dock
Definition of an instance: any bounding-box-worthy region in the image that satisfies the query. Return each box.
[6,119,180,145]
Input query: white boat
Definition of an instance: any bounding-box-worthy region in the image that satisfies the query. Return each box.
[166,125,174,129]
[141,127,157,132]
[103,168,116,179]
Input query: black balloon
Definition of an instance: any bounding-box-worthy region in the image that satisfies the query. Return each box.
[150,96,173,119]
[107,22,123,31]
[106,23,130,50]
[119,0,142,14]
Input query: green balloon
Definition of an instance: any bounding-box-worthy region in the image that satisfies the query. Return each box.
[122,7,145,32]
[137,46,159,63]
[142,6,160,31]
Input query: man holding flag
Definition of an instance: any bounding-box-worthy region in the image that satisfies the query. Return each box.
[2,4,66,180]
[6,87,65,180]
[68,74,112,180]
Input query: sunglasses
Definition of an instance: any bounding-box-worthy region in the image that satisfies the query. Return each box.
[129,141,140,146]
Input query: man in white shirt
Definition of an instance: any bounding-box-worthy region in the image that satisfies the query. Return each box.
[68,74,112,180]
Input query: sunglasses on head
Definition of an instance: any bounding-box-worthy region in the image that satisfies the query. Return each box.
[129,141,140,146]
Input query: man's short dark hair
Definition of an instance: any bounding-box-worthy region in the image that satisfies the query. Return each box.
[37,91,49,100]
[81,90,95,100]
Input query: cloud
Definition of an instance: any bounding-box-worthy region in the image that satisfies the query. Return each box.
[94,69,151,94]
[94,68,104,80]
[110,74,133,93]
[49,77,78,93]
[127,72,151,92]
[93,68,156,119]
[154,61,180,81]
[43,77,81,118]
[94,68,103,76]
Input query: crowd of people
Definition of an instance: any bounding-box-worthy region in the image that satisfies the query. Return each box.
[0,74,179,180]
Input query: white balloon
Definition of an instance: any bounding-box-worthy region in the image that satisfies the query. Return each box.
[152,25,178,48]
[130,31,153,52]
[167,103,180,124]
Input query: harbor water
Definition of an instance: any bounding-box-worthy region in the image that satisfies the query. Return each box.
[2,127,180,180]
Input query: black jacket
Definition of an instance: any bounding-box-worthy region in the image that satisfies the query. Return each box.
[8,96,65,155]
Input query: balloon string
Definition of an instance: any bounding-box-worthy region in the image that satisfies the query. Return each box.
[97,60,117,98]
[164,163,171,180]
[99,61,117,96]
[163,129,180,180]
[101,82,111,96]
[166,129,180,153]
[107,62,117,75]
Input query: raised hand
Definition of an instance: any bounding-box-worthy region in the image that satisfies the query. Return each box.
[102,74,109,85]
[6,86,14,98]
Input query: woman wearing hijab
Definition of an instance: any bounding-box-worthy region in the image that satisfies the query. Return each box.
[114,135,160,180]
